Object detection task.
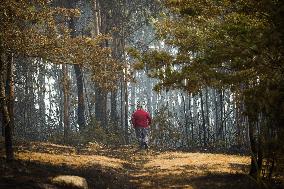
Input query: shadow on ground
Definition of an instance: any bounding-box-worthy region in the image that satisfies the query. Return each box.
[0,142,283,189]
[0,156,131,189]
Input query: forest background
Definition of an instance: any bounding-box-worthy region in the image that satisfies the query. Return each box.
[0,0,283,185]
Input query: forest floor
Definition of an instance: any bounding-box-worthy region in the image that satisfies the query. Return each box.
[0,140,283,189]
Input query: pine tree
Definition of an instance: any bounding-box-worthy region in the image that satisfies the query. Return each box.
[131,0,284,179]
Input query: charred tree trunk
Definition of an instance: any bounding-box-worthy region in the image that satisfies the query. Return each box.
[249,120,262,179]
[110,90,118,123]
[0,110,3,137]
[0,53,14,161]
[6,54,15,136]
[95,87,107,127]
[74,65,86,131]
[67,1,86,132]
[93,2,108,128]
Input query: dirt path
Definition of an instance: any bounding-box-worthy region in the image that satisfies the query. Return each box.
[92,145,256,188]
[116,147,255,189]
[0,142,264,189]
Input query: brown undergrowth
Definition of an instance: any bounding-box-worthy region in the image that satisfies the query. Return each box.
[0,140,282,189]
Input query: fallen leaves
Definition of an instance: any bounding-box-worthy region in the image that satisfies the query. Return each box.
[16,152,127,169]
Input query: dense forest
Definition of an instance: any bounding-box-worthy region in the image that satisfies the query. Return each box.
[0,0,283,188]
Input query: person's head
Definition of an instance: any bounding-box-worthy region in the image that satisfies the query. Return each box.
[137,102,143,109]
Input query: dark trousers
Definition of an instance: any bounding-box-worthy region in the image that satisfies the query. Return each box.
[134,127,149,148]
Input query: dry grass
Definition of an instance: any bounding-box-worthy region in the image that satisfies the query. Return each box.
[127,150,252,189]
[16,152,127,169]
[1,141,276,189]
[14,141,127,169]
[144,152,250,175]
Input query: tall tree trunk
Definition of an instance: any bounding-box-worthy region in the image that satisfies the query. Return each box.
[110,90,118,123]
[38,60,46,140]
[249,120,260,179]
[130,82,136,113]
[214,89,219,145]
[193,95,198,146]
[0,54,14,161]
[219,90,224,143]
[215,89,224,147]
[62,64,70,142]
[200,91,207,147]
[23,62,29,138]
[109,24,120,124]
[92,0,100,36]
[94,2,108,128]
[235,94,242,146]
[188,95,194,145]
[74,65,86,131]
[84,78,92,121]
[0,110,3,137]
[205,88,210,145]
[124,77,129,144]
[6,54,15,136]
[67,1,86,132]
[182,93,190,147]
[95,87,107,127]
[120,78,125,133]
[146,77,152,116]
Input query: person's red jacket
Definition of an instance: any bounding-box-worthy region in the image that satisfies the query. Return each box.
[131,109,151,128]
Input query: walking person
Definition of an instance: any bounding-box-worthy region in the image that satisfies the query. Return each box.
[131,103,151,149]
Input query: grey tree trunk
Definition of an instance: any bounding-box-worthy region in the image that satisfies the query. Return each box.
[200,91,207,147]
[62,64,70,142]
[38,60,46,140]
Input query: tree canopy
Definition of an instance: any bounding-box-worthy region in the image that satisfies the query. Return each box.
[130,0,284,179]
[133,0,283,94]
[0,0,122,89]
